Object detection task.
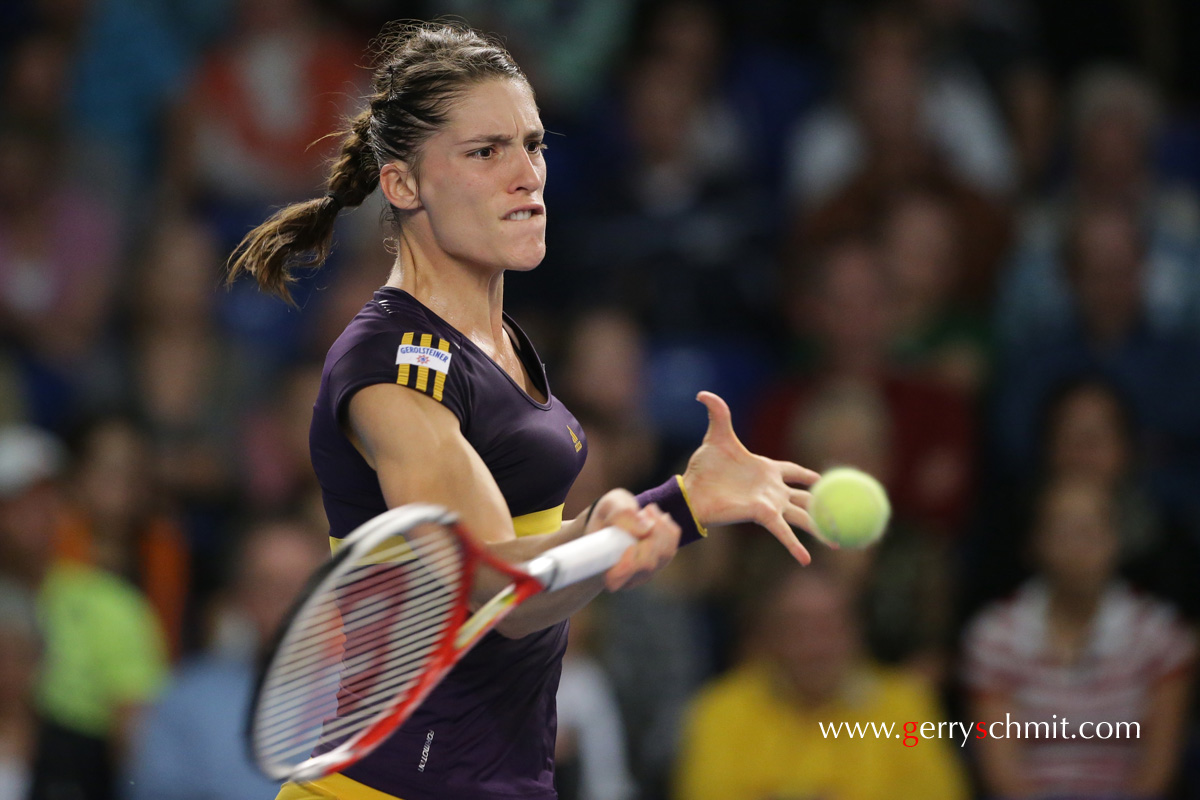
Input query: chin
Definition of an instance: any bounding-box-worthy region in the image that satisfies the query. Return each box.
[505,245,547,272]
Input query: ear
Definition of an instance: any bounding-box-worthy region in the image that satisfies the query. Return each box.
[379,161,420,211]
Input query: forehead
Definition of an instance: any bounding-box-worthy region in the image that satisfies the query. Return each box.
[442,78,541,136]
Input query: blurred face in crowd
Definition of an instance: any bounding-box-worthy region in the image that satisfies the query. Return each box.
[389,78,547,276]
[627,55,702,168]
[1069,205,1144,344]
[136,217,219,328]
[0,481,61,583]
[235,522,327,644]
[563,310,646,419]
[4,33,71,125]
[238,0,309,31]
[881,192,960,318]
[850,15,924,152]
[1048,384,1130,486]
[789,383,892,480]
[0,129,51,215]
[807,241,893,367]
[1077,107,1151,195]
[1033,480,1119,601]
[76,419,154,528]
[646,0,723,86]
[766,572,858,705]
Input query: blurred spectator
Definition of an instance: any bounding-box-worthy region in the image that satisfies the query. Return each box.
[0,580,40,800]
[0,424,167,800]
[126,517,326,800]
[789,381,956,684]
[0,120,125,431]
[559,3,777,341]
[126,216,241,539]
[53,415,191,659]
[554,605,636,800]
[1040,377,1162,563]
[554,311,703,800]
[2,29,72,130]
[673,566,969,800]
[878,189,993,392]
[557,309,661,491]
[168,0,361,218]
[785,4,1015,210]
[913,0,1057,194]
[969,374,1200,621]
[1041,379,1200,614]
[963,476,1195,799]
[427,0,637,119]
[57,0,192,211]
[238,362,322,515]
[997,65,1200,345]
[990,201,1200,520]
[754,238,976,536]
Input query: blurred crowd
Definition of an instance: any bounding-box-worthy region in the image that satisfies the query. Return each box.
[2,0,1200,798]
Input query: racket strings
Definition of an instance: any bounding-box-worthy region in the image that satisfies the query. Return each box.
[252,525,465,773]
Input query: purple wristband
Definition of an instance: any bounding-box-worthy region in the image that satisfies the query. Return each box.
[636,475,707,547]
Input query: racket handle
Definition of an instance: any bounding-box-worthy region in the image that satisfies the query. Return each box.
[525,526,638,592]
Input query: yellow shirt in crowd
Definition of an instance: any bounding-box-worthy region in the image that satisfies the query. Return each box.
[674,660,968,800]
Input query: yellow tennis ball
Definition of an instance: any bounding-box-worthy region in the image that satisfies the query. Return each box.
[809,467,891,548]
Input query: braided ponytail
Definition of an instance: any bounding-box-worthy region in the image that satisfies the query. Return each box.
[226,20,527,303]
[225,108,378,304]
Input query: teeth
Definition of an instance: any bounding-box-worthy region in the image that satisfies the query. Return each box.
[506,210,533,221]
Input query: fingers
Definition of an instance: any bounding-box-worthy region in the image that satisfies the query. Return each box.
[604,504,680,591]
[775,459,821,487]
[782,504,815,539]
[789,488,811,509]
[762,512,812,566]
[696,391,737,444]
[589,488,639,533]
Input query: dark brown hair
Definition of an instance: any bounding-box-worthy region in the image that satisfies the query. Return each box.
[226,21,527,303]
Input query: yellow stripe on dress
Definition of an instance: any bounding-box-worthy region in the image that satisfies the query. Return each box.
[327,535,416,563]
[276,772,407,800]
[512,504,564,538]
[432,338,450,401]
[329,503,563,554]
[414,333,433,393]
[396,331,414,385]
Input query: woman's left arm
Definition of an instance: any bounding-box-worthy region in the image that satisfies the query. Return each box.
[672,391,820,565]
[1128,667,1194,798]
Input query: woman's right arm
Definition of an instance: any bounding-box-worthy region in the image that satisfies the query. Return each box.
[346,383,680,637]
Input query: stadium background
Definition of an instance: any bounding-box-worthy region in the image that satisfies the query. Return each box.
[2,0,1200,798]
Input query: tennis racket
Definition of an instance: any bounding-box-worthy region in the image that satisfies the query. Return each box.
[246,503,636,783]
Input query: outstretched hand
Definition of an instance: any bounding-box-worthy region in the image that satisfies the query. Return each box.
[681,391,820,565]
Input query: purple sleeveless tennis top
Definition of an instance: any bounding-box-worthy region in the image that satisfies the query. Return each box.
[309,287,588,799]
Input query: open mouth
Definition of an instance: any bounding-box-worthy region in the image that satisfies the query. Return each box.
[503,208,542,221]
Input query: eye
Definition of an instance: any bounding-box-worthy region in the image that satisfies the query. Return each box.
[525,140,547,155]
[469,146,495,159]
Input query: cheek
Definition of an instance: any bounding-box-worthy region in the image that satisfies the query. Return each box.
[423,179,491,243]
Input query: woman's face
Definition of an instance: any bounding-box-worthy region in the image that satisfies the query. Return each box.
[410,79,547,273]
[1049,386,1128,485]
[1034,482,1118,598]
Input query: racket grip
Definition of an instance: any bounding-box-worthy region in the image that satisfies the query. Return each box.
[526,526,638,592]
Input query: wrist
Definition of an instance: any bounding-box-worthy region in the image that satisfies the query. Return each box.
[636,475,707,546]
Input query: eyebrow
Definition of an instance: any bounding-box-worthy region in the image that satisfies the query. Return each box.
[455,130,545,146]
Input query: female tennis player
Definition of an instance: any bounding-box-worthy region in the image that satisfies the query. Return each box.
[228,21,819,800]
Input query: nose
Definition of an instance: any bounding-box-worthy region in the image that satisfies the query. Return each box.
[509,148,544,194]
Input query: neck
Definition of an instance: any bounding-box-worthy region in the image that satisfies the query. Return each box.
[1047,584,1103,626]
[387,233,508,351]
